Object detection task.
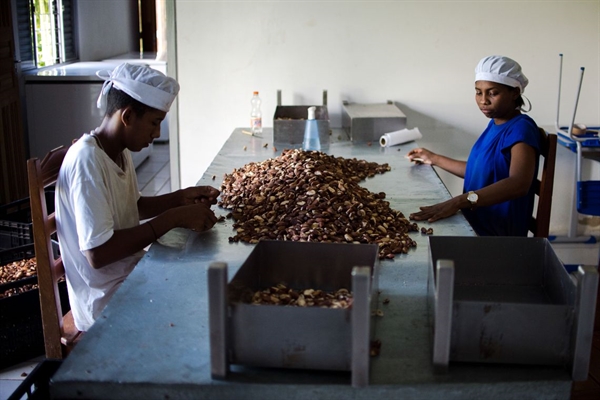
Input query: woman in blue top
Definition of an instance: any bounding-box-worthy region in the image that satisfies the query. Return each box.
[407,55,541,236]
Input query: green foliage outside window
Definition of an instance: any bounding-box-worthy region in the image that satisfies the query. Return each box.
[33,0,56,67]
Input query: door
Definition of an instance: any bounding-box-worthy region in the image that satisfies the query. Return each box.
[0,0,28,204]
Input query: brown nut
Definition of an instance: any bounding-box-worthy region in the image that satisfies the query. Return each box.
[571,123,587,136]
[370,339,382,357]
[217,149,413,259]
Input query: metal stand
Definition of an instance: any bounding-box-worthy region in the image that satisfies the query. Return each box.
[351,266,371,388]
[551,53,599,244]
[572,265,599,381]
[208,262,229,379]
[432,260,454,373]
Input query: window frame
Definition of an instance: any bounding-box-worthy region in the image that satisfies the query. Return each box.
[16,0,77,71]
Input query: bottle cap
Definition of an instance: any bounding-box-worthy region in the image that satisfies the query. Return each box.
[253,91,259,95]
[307,106,316,120]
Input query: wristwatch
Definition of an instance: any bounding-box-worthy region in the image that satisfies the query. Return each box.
[466,191,479,208]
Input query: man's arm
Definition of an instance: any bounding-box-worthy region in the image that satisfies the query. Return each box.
[84,203,218,268]
[137,186,220,220]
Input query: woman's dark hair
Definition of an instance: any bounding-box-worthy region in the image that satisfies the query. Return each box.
[105,87,151,117]
[514,90,525,109]
[500,83,526,111]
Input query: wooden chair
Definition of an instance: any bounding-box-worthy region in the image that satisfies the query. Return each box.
[529,128,557,238]
[27,146,82,359]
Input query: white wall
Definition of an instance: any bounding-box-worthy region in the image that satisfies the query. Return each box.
[175,0,600,237]
[76,0,138,61]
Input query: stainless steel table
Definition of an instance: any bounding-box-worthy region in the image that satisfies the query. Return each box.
[51,128,571,399]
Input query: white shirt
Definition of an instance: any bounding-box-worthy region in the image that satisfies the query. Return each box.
[56,134,144,331]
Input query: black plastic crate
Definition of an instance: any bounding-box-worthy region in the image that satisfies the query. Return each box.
[0,242,69,370]
[0,219,34,250]
[7,359,63,400]
[0,190,55,251]
[0,244,37,266]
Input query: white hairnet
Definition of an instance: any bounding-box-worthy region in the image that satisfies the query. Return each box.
[96,63,180,112]
[475,55,529,93]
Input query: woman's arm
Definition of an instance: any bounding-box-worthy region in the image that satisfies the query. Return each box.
[406,148,467,178]
[409,142,537,222]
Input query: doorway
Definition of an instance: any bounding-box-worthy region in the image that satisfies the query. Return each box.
[0,0,28,204]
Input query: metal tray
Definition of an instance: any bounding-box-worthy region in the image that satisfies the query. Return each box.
[427,236,598,381]
[342,101,407,143]
[273,90,330,145]
[208,240,379,387]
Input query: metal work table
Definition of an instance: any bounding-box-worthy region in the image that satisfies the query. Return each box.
[51,128,571,399]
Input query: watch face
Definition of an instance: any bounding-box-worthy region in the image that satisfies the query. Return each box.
[468,192,478,203]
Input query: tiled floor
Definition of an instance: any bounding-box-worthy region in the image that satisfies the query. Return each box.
[0,357,44,399]
[0,143,170,400]
[137,142,171,196]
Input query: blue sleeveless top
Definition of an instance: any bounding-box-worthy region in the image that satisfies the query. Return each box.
[462,114,540,236]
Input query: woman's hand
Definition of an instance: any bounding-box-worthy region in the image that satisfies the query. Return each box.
[406,148,436,165]
[407,148,467,178]
[409,197,464,222]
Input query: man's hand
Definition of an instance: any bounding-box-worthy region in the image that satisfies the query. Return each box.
[174,203,218,232]
[180,186,220,206]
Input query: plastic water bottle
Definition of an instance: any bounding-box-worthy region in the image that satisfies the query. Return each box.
[250,91,262,135]
[302,106,320,151]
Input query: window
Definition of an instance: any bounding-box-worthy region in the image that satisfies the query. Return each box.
[16,0,76,70]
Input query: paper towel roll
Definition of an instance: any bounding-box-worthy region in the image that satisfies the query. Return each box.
[379,128,422,147]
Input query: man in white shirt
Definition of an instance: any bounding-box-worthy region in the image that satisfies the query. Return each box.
[56,63,219,331]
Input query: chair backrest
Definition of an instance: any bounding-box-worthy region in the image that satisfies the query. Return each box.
[529,128,557,238]
[27,145,80,359]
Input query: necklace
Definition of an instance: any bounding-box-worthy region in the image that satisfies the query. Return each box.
[90,130,105,151]
[90,130,125,170]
